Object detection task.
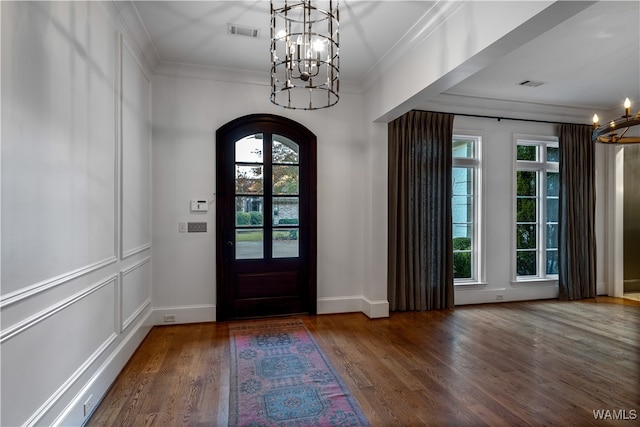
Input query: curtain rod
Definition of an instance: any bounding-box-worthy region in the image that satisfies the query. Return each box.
[415,109,590,127]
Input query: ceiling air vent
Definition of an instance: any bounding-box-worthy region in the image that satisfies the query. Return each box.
[517,80,546,87]
[228,24,259,38]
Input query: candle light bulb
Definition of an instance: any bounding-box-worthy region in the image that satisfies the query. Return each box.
[593,114,599,129]
[624,97,631,117]
[313,39,324,52]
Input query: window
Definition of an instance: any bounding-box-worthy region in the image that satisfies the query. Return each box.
[452,135,481,283]
[234,133,301,260]
[514,136,559,280]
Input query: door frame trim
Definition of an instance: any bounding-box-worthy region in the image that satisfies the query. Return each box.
[215,114,317,321]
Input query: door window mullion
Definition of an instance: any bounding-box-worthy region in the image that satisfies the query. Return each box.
[264,133,273,260]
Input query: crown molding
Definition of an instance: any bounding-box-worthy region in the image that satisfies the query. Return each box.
[153,60,362,94]
[111,1,160,72]
[418,93,594,125]
[154,61,268,86]
[360,0,464,92]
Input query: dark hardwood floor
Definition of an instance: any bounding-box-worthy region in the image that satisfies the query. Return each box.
[87,297,640,426]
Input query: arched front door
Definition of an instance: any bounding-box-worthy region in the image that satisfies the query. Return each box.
[216,114,317,320]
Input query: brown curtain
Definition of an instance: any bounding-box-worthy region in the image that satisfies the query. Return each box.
[388,111,454,311]
[558,124,596,300]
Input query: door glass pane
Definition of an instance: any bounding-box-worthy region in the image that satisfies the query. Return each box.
[236,229,263,259]
[235,134,263,163]
[273,165,299,195]
[236,165,263,194]
[236,197,263,226]
[273,197,299,225]
[273,135,299,164]
[233,133,303,261]
[273,229,299,258]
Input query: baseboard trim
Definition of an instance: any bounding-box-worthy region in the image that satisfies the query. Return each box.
[317,296,389,318]
[150,299,389,325]
[454,285,559,305]
[153,304,216,325]
[361,297,390,318]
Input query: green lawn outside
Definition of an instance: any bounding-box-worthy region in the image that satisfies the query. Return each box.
[236,230,296,242]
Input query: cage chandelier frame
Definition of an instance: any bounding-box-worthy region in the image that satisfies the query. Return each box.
[270,0,339,110]
[592,98,640,144]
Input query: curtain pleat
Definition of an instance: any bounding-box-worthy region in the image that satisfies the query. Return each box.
[558,124,596,300]
[388,111,454,311]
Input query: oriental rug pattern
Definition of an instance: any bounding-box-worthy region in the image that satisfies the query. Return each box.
[228,319,370,426]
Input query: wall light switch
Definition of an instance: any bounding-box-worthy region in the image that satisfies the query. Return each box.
[178,222,187,233]
[188,222,207,233]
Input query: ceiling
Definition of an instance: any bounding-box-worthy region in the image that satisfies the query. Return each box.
[130,1,640,113]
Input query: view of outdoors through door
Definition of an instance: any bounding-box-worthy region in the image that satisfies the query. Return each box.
[235,134,300,260]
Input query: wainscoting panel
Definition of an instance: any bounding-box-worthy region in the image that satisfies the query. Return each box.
[120,257,152,332]
[121,36,152,259]
[0,276,118,427]
[0,256,117,309]
[0,1,118,295]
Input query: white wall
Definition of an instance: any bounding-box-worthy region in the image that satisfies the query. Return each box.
[151,74,389,323]
[1,2,153,425]
[361,120,389,317]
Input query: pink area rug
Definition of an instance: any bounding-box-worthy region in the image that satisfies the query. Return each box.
[228,319,370,426]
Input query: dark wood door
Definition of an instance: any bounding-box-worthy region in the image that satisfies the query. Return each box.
[216,114,316,320]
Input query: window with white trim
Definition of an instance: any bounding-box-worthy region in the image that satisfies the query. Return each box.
[452,135,481,283]
[514,136,559,280]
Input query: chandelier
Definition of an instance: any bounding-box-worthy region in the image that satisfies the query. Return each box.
[270,0,339,110]
[592,98,640,144]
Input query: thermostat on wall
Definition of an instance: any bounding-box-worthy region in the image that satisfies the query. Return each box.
[190,200,208,212]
